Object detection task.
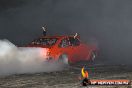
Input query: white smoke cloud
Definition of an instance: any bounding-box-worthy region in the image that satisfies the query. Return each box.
[0,39,64,75]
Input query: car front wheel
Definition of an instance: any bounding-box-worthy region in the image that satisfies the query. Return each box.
[58,54,69,65]
[89,51,97,62]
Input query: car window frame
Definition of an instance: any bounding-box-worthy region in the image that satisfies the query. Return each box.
[68,37,81,47]
[58,38,70,48]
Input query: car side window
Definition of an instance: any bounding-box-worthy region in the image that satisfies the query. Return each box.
[69,37,80,46]
[59,38,70,48]
[31,38,57,46]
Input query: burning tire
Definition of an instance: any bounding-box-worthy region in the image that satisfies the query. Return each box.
[58,54,69,65]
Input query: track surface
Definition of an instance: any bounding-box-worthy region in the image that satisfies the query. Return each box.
[0,61,132,88]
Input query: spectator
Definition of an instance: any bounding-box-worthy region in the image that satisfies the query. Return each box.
[42,24,47,36]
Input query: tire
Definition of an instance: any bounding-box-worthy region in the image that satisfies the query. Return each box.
[58,54,69,65]
[89,51,97,62]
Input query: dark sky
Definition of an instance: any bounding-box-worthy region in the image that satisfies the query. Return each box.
[0,0,132,64]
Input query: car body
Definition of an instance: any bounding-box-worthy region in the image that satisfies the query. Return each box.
[27,35,98,64]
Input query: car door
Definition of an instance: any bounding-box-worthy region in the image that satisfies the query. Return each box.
[68,37,82,62]
[57,38,74,62]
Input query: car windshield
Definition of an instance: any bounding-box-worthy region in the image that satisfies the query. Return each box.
[31,38,58,46]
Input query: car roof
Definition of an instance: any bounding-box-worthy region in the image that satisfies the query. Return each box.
[39,35,75,39]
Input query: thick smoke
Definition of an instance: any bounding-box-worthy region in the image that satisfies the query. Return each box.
[0,0,132,65]
[0,39,64,75]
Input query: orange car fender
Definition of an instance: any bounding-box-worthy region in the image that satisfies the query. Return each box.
[50,49,64,60]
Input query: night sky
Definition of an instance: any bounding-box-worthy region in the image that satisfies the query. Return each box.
[0,0,132,64]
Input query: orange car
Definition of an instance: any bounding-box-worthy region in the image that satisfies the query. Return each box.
[27,35,98,64]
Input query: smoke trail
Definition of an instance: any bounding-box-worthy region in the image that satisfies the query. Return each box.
[0,39,64,75]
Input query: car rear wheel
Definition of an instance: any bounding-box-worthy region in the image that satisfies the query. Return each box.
[58,54,69,65]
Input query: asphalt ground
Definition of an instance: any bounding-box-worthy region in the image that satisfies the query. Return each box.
[0,61,132,88]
